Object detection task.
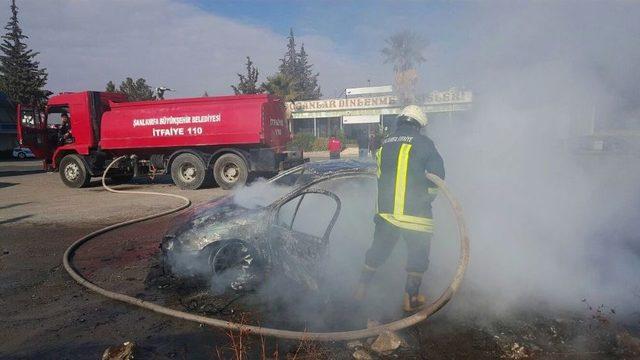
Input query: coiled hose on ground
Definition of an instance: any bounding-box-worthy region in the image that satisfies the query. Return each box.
[62,156,470,341]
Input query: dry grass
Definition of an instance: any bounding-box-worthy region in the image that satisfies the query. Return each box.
[285,337,326,360]
[215,313,251,360]
[213,318,327,360]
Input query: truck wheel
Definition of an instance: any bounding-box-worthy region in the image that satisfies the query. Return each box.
[59,154,91,188]
[17,152,26,159]
[171,153,211,190]
[213,153,248,190]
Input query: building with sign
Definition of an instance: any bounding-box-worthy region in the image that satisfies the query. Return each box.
[285,87,473,138]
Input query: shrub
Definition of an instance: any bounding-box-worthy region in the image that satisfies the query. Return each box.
[312,137,328,151]
[289,132,356,152]
[289,133,315,151]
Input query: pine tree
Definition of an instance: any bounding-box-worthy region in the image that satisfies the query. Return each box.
[278,28,298,80]
[296,44,321,100]
[0,0,49,106]
[105,81,116,92]
[263,29,321,101]
[117,77,155,101]
[231,56,263,95]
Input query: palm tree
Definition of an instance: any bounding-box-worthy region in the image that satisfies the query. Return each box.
[382,30,427,73]
[382,30,427,105]
[261,73,300,102]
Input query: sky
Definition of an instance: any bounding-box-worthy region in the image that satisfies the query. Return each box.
[4,0,639,120]
[7,0,478,98]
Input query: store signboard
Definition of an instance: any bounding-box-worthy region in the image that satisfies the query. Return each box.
[426,89,473,104]
[287,95,396,112]
[286,88,473,119]
[342,115,380,124]
[345,85,393,96]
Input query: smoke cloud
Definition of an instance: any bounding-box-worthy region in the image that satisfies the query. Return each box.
[428,2,640,319]
[237,2,640,326]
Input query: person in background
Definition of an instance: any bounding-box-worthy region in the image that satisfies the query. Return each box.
[357,130,369,158]
[58,112,73,145]
[369,130,381,156]
[328,136,342,159]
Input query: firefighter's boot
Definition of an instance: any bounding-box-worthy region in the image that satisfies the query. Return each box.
[353,265,376,301]
[403,272,426,312]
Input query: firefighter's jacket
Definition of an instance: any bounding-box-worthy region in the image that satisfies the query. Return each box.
[375,123,445,233]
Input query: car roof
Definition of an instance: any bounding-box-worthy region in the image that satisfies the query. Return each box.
[269,159,375,189]
[301,159,376,175]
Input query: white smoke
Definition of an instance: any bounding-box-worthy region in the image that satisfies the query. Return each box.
[427,3,640,318]
[166,2,640,329]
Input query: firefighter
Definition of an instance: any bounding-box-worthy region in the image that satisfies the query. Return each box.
[355,105,445,312]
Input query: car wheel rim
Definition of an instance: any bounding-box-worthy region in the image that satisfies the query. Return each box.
[65,163,80,181]
[179,162,197,182]
[209,242,256,290]
[221,163,239,183]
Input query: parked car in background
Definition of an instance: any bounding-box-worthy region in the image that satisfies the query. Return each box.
[12,146,35,159]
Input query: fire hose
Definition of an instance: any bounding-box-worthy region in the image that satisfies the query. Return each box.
[62,156,470,341]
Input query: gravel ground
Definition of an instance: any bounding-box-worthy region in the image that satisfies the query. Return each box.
[0,160,225,226]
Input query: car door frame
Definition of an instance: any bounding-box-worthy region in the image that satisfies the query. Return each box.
[269,188,342,246]
[265,169,376,245]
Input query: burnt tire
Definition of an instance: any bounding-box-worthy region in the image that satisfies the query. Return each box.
[207,240,260,291]
[213,153,248,190]
[59,154,91,188]
[171,153,212,190]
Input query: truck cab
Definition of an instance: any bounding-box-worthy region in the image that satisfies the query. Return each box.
[18,91,127,169]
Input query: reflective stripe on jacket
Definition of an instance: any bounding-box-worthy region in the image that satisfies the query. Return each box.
[376,123,445,232]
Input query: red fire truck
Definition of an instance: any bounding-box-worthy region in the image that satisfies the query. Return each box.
[17,91,303,189]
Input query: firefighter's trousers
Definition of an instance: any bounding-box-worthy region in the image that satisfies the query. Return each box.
[365,216,432,274]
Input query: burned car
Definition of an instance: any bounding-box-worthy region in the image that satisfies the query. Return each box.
[161,160,376,292]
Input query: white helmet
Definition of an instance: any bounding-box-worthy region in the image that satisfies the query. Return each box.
[399,105,428,127]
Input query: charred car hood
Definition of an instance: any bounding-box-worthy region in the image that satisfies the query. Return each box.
[163,197,268,253]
